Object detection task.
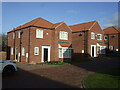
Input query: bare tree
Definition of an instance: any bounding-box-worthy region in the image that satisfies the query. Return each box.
[1,33,7,51]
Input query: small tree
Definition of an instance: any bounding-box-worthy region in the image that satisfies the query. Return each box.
[1,33,7,51]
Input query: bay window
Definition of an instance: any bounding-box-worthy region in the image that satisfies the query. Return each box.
[97,46,106,54]
[59,47,72,58]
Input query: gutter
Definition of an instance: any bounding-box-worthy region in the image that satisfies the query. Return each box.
[8,25,55,33]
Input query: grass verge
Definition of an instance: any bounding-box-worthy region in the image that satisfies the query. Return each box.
[84,68,120,88]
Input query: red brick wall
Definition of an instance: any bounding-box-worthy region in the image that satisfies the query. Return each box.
[7,22,72,63]
[72,22,105,59]
[104,33,119,52]
[29,27,54,63]
[7,32,14,60]
[54,23,72,61]
[88,22,104,56]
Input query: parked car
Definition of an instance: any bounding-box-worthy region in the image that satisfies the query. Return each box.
[0,60,17,75]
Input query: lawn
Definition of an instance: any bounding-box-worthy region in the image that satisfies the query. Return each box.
[84,68,120,88]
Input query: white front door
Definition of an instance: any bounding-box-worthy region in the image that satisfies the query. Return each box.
[41,46,50,62]
[91,45,96,57]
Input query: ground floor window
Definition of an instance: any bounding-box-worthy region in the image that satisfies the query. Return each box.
[11,47,14,55]
[22,47,25,56]
[109,46,114,51]
[97,46,106,54]
[59,47,72,58]
[34,47,39,55]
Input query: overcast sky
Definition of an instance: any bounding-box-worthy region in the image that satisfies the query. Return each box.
[2,2,119,33]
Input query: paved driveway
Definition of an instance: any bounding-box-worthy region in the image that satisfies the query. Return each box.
[2,57,119,88]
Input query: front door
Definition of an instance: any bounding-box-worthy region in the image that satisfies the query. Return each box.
[44,48,48,62]
[42,46,50,62]
[91,45,96,57]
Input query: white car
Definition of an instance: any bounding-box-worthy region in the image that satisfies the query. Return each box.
[0,60,17,74]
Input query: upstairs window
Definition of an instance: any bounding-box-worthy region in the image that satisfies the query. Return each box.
[104,35,107,40]
[97,34,102,40]
[59,31,68,40]
[34,47,39,55]
[36,29,43,38]
[111,35,116,38]
[18,31,20,38]
[91,32,95,39]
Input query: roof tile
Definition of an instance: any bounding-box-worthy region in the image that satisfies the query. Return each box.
[70,21,96,32]
[103,26,120,34]
[8,17,63,33]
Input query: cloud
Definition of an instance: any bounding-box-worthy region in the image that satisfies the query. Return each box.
[101,12,118,29]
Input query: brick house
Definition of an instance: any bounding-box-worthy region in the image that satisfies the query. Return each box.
[103,26,120,53]
[70,21,106,60]
[7,18,72,63]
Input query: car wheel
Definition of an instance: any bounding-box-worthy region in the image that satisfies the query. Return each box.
[3,65,15,75]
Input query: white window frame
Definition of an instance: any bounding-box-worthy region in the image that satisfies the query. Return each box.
[59,47,72,58]
[34,47,39,55]
[97,46,101,54]
[91,45,96,57]
[109,46,114,51]
[59,48,62,58]
[59,31,68,40]
[91,32,95,39]
[22,47,25,56]
[41,46,51,62]
[36,29,43,38]
[101,46,106,54]
[18,31,20,38]
[11,48,14,55]
[97,34,102,40]
[104,35,107,40]
[97,46,106,54]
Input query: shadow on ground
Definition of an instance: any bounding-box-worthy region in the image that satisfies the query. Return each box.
[2,57,120,88]
[2,68,76,88]
[70,57,120,76]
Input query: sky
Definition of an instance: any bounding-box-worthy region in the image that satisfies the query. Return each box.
[2,2,119,34]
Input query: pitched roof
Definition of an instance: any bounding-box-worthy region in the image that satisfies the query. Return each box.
[8,17,64,33]
[51,22,64,28]
[103,26,120,34]
[98,43,106,46]
[69,21,97,32]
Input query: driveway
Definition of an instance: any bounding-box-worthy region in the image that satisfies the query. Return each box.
[2,57,119,88]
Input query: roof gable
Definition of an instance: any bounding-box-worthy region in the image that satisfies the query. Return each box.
[103,26,120,34]
[70,21,96,32]
[8,18,65,33]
